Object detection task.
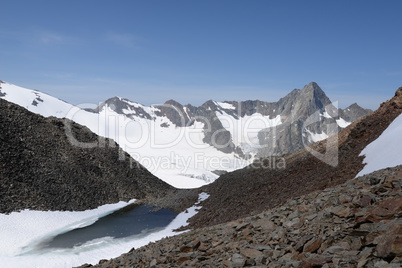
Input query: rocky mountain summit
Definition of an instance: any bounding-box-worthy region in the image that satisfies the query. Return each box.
[0,98,180,213]
[340,102,373,123]
[80,165,402,268]
[256,82,371,157]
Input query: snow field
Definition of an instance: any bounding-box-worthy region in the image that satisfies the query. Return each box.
[357,113,402,177]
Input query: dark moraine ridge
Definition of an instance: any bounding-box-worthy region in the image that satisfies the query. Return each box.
[0,98,197,214]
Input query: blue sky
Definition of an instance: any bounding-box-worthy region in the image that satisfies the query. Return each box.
[1,0,401,109]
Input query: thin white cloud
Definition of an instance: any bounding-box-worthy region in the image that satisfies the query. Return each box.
[384,71,402,76]
[38,31,64,45]
[104,32,143,49]
[41,73,75,79]
[34,29,82,47]
[0,28,77,47]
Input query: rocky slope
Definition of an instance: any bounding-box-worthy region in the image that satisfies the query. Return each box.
[187,87,402,229]
[0,98,191,213]
[80,165,402,268]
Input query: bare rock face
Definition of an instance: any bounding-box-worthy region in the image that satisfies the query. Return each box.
[340,102,373,122]
[155,99,192,127]
[395,87,402,98]
[197,100,241,155]
[393,87,402,107]
[258,120,305,156]
[0,81,5,97]
[0,98,175,213]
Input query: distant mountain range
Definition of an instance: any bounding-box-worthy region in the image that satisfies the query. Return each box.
[0,80,372,188]
[96,82,372,157]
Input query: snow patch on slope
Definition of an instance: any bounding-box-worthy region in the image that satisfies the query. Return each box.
[0,82,76,117]
[216,110,282,153]
[322,111,332,119]
[305,129,329,143]
[336,118,351,128]
[356,113,402,177]
[216,101,235,110]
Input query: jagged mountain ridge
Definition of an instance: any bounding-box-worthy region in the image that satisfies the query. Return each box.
[0,80,372,187]
[100,82,370,156]
[97,82,371,157]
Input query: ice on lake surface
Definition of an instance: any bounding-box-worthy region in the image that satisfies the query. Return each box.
[35,204,176,249]
[1,193,209,268]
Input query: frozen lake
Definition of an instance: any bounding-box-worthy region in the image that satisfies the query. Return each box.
[38,204,176,249]
[0,193,209,268]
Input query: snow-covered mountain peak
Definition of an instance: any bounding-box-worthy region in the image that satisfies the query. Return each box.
[99,96,157,120]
